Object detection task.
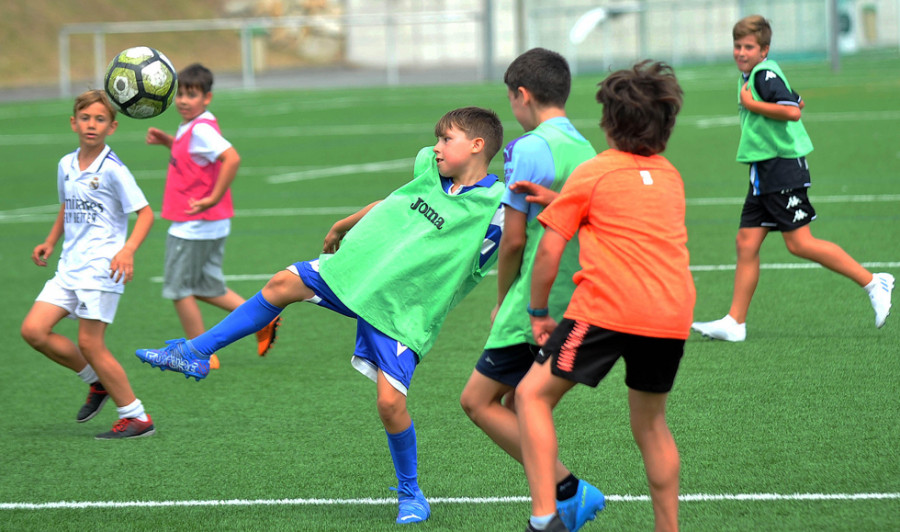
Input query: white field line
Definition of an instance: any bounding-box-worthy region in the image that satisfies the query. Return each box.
[2,492,898,510]
[3,108,899,146]
[3,193,900,225]
[147,262,900,284]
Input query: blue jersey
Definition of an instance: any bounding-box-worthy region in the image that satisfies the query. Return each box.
[503,117,586,222]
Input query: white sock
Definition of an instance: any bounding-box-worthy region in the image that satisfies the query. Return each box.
[76,364,98,384]
[864,275,878,292]
[724,314,742,326]
[529,514,555,530]
[116,399,148,421]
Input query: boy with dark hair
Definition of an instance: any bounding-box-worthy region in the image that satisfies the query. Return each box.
[21,90,156,439]
[146,63,281,367]
[516,61,694,532]
[691,15,893,341]
[459,47,604,532]
[136,106,505,525]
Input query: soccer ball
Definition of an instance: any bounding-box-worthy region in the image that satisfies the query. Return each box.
[104,46,177,119]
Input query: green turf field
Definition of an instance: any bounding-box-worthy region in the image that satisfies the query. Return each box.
[1,52,898,531]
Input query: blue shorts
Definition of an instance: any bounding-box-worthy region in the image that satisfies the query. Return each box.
[289,259,419,395]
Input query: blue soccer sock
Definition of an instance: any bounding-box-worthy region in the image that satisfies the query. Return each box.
[386,423,419,492]
[190,291,283,356]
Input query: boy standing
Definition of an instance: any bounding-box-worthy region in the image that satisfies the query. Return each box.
[135,107,505,525]
[516,61,694,532]
[21,90,156,439]
[691,15,893,341]
[458,48,604,531]
[146,63,280,366]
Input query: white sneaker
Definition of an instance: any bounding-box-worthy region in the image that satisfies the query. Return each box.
[868,273,894,328]
[691,315,746,342]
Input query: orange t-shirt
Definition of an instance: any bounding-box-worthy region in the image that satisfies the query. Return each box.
[538,149,695,339]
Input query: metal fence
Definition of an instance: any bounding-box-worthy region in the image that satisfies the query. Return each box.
[58,0,900,97]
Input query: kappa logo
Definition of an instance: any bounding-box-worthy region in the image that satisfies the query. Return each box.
[786,195,801,209]
[792,209,809,223]
[765,70,777,81]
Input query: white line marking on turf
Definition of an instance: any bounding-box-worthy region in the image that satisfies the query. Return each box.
[266,159,412,184]
[3,194,899,224]
[147,262,900,284]
[2,492,898,510]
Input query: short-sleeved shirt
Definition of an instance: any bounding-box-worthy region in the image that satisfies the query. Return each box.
[56,145,149,293]
[502,119,568,221]
[168,110,233,241]
[538,149,695,340]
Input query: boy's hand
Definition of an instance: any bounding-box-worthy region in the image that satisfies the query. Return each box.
[530,315,557,346]
[186,196,216,215]
[323,226,348,253]
[31,243,53,267]
[109,247,136,284]
[740,81,755,107]
[509,181,558,207]
[490,303,500,325]
[146,127,168,145]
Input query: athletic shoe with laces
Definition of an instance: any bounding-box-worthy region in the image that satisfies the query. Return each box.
[691,314,746,342]
[76,381,109,423]
[95,415,155,439]
[556,479,605,531]
[525,514,568,532]
[135,339,210,381]
[256,316,282,356]
[392,485,430,524]
[868,272,894,328]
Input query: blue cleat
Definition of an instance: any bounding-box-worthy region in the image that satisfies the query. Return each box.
[556,479,605,531]
[392,485,431,524]
[135,339,210,381]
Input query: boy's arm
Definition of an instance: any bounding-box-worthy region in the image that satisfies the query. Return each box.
[529,227,567,346]
[493,206,527,321]
[32,204,65,267]
[509,181,558,207]
[740,81,802,121]
[187,146,240,214]
[146,127,174,149]
[109,205,154,284]
[323,201,380,253]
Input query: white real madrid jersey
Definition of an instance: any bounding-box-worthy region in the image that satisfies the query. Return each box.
[56,145,149,293]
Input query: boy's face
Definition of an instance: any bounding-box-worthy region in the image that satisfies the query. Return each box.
[733,35,769,74]
[175,85,212,122]
[70,102,117,150]
[433,125,480,178]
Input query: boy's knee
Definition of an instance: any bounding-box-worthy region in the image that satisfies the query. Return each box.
[20,322,44,348]
[376,393,406,422]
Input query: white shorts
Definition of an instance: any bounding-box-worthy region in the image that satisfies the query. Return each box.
[36,276,121,324]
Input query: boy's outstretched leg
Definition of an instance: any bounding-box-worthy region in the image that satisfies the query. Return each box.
[135,272,299,379]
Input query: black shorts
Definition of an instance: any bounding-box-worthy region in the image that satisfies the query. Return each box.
[739,186,817,232]
[749,156,811,195]
[537,319,684,393]
[475,343,541,387]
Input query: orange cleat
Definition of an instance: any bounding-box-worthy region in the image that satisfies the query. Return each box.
[256,316,282,356]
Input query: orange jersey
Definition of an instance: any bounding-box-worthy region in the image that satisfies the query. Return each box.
[538,149,695,339]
